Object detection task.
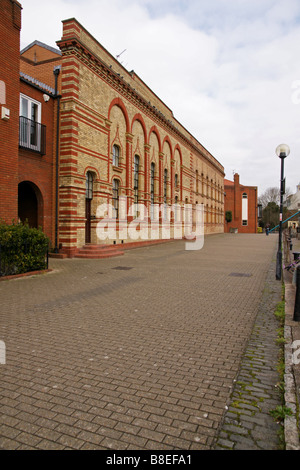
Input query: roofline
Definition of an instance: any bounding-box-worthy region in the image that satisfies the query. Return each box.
[20,40,62,56]
[20,71,56,95]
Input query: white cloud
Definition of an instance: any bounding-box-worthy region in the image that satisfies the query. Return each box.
[20,0,300,196]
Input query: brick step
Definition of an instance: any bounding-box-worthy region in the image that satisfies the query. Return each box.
[74,251,124,259]
[74,244,124,259]
[79,244,121,252]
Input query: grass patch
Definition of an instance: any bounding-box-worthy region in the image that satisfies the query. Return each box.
[269,295,293,449]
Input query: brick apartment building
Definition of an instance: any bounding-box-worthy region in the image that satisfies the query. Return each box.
[0,2,226,256]
[224,173,258,233]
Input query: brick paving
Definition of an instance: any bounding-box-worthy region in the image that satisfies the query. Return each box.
[214,251,282,449]
[0,233,283,450]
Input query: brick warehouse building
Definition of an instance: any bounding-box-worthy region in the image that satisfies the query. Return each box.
[224,173,258,233]
[55,18,225,256]
[1,3,225,256]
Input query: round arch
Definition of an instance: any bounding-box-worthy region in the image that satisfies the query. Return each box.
[108,98,130,132]
[18,181,43,229]
[131,113,148,145]
[162,136,173,159]
[148,126,162,154]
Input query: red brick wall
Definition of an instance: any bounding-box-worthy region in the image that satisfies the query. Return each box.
[224,174,258,233]
[19,80,56,243]
[0,0,22,223]
[20,57,62,91]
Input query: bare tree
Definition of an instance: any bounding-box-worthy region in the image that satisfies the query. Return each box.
[258,186,291,208]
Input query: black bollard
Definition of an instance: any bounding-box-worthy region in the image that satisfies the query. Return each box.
[294,266,300,321]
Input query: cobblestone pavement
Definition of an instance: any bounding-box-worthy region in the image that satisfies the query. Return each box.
[0,234,283,450]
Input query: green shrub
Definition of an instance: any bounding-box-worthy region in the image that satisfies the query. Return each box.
[0,221,49,276]
[225,211,232,223]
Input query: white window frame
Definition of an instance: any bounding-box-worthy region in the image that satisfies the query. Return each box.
[19,94,42,151]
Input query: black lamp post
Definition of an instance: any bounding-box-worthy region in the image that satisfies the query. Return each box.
[275,143,290,280]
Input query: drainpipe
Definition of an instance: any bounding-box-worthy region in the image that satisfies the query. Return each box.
[53,66,61,253]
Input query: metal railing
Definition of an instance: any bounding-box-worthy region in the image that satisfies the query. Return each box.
[19,116,46,155]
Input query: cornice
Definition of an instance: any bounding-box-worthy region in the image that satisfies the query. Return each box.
[57,36,224,174]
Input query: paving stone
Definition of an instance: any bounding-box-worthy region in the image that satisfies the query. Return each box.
[0,234,286,450]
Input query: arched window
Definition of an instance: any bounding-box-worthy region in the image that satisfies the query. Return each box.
[242,193,248,226]
[113,144,120,167]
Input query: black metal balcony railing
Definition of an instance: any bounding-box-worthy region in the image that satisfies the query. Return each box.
[19,116,46,155]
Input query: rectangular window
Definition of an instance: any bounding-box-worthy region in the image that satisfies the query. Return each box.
[164,169,168,221]
[150,163,155,220]
[112,179,119,219]
[242,194,248,225]
[134,156,139,216]
[19,94,44,153]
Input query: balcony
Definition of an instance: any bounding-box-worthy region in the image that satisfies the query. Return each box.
[19,116,46,155]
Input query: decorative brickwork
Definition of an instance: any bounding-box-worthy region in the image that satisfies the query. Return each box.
[56,18,225,254]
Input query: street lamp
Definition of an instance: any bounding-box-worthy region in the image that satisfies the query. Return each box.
[275,143,290,280]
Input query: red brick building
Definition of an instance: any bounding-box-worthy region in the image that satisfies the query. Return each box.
[224,173,258,233]
[18,71,57,242]
[0,0,22,223]
[0,0,60,243]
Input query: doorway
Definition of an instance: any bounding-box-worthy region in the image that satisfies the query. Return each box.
[18,181,42,229]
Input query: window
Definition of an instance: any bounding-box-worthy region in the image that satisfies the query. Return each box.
[19,94,43,152]
[242,193,248,226]
[163,169,168,221]
[196,170,199,194]
[164,169,168,204]
[134,155,139,206]
[174,196,179,222]
[85,172,93,199]
[175,173,178,189]
[113,144,120,167]
[0,80,5,104]
[150,163,155,219]
[112,179,119,219]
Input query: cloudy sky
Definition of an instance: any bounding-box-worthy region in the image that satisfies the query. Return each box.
[20,0,300,196]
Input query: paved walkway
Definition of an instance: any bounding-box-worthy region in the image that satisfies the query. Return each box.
[0,234,285,450]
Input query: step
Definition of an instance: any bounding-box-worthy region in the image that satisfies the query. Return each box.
[74,251,124,259]
[79,244,121,252]
[74,244,124,259]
